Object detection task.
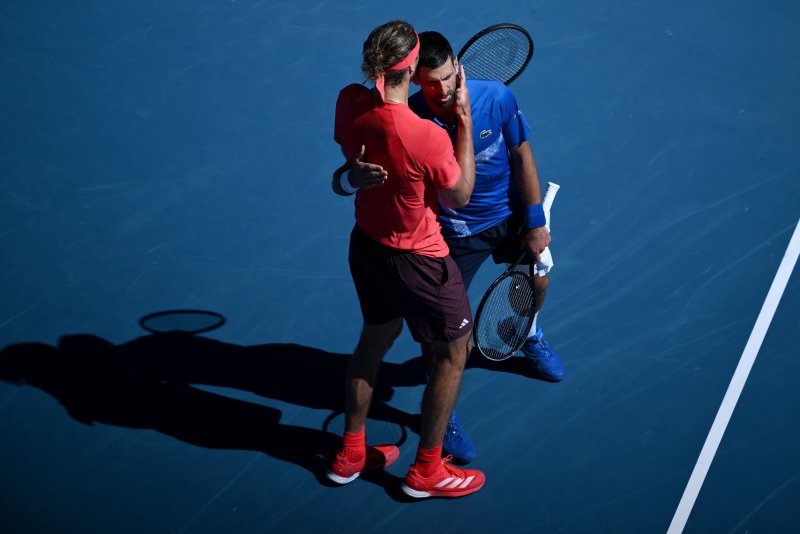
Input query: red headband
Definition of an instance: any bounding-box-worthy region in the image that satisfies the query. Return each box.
[375,33,420,102]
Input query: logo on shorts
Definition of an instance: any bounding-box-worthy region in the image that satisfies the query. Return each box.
[480,129,492,139]
[459,318,470,329]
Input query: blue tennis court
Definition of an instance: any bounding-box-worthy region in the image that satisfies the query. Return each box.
[2,0,799,532]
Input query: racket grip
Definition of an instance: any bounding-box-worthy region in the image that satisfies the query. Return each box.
[542,181,560,230]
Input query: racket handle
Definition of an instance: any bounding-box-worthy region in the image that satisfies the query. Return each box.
[542,181,560,230]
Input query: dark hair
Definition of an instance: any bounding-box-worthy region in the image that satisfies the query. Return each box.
[418,31,454,70]
[361,20,418,87]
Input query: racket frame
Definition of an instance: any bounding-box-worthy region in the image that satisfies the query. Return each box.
[473,250,537,361]
[456,23,534,85]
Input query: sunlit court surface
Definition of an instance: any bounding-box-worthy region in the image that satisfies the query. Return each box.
[2,1,799,532]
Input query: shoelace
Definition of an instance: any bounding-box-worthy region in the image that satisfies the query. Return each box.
[439,455,466,478]
[447,416,464,432]
[334,447,365,472]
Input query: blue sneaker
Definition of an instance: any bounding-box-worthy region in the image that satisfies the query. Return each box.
[521,327,565,382]
[442,410,476,464]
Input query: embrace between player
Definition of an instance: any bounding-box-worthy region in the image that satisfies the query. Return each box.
[329,20,564,499]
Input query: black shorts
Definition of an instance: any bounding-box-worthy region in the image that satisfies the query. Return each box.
[348,225,472,344]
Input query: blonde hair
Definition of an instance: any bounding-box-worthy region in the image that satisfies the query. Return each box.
[361,20,418,87]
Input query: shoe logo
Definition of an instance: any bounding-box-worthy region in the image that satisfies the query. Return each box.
[480,129,492,139]
[435,476,475,489]
[459,318,470,329]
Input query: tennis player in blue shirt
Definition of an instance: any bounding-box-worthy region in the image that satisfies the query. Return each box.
[337,31,565,464]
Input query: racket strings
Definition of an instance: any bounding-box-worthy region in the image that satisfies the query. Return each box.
[475,272,535,361]
[459,29,531,83]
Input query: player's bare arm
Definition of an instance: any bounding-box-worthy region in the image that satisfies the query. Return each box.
[509,140,551,260]
[441,65,475,208]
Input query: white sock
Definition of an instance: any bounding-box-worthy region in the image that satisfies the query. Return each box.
[527,313,539,339]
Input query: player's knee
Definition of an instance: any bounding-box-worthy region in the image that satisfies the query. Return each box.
[356,318,403,354]
[446,333,471,369]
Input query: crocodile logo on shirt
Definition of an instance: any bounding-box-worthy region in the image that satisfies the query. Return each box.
[480,129,492,139]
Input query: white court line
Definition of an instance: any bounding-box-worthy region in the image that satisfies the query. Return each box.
[667,218,800,534]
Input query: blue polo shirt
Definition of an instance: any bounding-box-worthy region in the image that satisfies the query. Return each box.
[409,78,531,237]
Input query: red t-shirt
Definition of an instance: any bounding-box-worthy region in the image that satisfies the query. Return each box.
[334,84,461,257]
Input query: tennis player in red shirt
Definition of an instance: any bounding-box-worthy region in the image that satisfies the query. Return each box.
[327,20,485,498]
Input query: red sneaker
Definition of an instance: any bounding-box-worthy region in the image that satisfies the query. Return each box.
[401,456,486,498]
[326,444,400,485]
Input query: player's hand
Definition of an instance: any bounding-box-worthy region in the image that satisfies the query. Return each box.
[349,145,387,190]
[521,226,551,262]
[454,64,471,124]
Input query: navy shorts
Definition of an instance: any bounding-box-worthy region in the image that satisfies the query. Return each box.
[445,212,525,289]
[348,225,472,344]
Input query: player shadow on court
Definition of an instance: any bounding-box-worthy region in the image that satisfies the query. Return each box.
[0,328,425,494]
[0,308,544,499]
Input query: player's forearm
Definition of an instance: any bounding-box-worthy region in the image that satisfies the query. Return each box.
[445,117,475,208]
[510,141,542,206]
[442,64,475,208]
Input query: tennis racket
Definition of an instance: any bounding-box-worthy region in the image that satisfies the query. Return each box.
[473,182,560,361]
[456,23,534,85]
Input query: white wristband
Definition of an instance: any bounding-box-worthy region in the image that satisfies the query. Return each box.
[339,170,358,194]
